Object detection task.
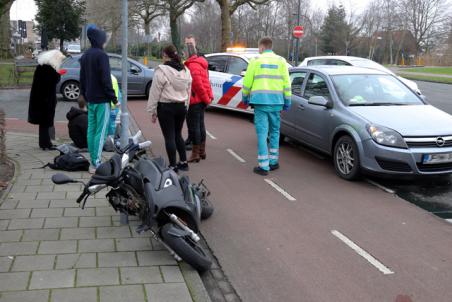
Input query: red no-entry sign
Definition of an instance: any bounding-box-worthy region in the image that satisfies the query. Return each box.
[293,26,304,39]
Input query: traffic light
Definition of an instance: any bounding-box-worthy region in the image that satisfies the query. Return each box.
[18,20,27,38]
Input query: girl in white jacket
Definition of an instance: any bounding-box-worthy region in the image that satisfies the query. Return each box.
[147,45,192,171]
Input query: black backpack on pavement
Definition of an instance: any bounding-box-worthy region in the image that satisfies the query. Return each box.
[44,152,90,172]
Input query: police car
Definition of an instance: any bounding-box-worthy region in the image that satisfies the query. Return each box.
[205,48,292,113]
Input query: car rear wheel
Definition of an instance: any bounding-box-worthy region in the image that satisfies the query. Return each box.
[62,81,80,101]
[334,136,361,180]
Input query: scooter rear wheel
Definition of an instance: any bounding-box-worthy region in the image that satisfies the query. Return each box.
[161,223,212,273]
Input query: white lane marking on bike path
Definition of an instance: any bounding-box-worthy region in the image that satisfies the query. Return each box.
[264,179,296,201]
[331,230,394,275]
[206,130,217,140]
[226,148,246,163]
[365,179,395,194]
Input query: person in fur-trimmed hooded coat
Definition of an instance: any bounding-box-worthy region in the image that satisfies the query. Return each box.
[28,49,66,150]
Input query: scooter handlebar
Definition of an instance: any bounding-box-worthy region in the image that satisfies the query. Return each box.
[131,131,142,143]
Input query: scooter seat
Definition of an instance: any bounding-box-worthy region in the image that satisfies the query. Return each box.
[90,154,122,185]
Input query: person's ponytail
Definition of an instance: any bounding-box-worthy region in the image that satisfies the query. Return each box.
[162,45,182,65]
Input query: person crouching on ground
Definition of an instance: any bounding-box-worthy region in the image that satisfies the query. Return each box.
[147,45,192,172]
[67,98,88,149]
[79,26,118,173]
[184,35,213,163]
[28,49,66,150]
[242,37,291,176]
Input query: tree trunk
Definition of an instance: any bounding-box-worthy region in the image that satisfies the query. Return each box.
[169,10,180,51]
[218,0,231,52]
[0,1,14,59]
[144,19,150,56]
[60,39,65,52]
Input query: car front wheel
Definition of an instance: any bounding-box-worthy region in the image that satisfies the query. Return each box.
[62,81,80,101]
[333,135,361,180]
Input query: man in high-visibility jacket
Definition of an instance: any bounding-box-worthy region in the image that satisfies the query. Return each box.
[242,37,291,176]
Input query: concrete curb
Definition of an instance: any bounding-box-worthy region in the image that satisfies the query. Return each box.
[180,262,212,302]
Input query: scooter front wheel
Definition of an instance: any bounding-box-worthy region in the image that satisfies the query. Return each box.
[160,223,212,273]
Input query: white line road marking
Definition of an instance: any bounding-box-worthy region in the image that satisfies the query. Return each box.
[264,179,296,201]
[446,219,452,224]
[5,118,19,120]
[206,130,217,140]
[226,149,246,163]
[331,230,394,275]
[365,179,395,194]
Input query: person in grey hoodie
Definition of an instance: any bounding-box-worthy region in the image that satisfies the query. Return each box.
[147,45,192,172]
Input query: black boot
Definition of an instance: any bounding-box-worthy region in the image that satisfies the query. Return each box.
[253,166,269,176]
[177,162,189,172]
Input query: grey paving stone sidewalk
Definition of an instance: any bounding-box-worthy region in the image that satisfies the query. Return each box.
[0,132,198,302]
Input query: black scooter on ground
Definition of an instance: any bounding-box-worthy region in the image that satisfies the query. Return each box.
[52,132,214,272]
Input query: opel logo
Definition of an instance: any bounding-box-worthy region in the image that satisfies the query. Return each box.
[436,137,446,147]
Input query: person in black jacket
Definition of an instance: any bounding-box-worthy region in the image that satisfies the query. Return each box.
[28,49,66,150]
[79,26,118,172]
[67,98,88,149]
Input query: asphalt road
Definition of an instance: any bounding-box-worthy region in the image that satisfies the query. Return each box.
[129,96,452,302]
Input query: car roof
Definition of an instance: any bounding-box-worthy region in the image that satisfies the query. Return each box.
[302,55,368,62]
[64,53,146,68]
[291,65,389,76]
[206,52,258,61]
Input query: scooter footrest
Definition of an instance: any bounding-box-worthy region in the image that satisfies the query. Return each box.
[135,224,151,234]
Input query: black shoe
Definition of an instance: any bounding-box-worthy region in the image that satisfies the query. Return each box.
[177,162,189,172]
[269,163,279,171]
[41,145,57,151]
[169,165,179,173]
[253,166,269,176]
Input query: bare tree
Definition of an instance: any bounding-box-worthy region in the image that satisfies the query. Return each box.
[215,0,271,51]
[0,0,15,58]
[131,0,165,38]
[400,0,447,56]
[160,0,205,50]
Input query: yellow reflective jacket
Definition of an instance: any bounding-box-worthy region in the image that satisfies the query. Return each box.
[242,50,291,107]
[111,74,120,109]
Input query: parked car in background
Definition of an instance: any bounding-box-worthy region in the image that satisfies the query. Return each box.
[66,44,81,54]
[57,53,154,101]
[298,56,422,95]
[281,66,452,180]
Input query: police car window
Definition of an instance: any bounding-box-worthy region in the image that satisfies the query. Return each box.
[289,72,307,97]
[227,57,248,76]
[326,59,351,66]
[304,73,331,100]
[307,59,327,66]
[207,56,228,73]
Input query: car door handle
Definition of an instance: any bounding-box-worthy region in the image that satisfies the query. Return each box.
[297,105,305,110]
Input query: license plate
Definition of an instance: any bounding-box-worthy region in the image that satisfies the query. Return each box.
[423,153,452,164]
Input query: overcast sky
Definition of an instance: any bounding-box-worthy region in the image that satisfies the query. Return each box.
[10,0,373,21]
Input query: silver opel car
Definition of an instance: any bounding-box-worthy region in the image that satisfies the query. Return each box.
[281,66,452,180]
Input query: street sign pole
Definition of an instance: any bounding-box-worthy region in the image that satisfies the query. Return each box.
[294,0,301,66]
[120,0,129,225]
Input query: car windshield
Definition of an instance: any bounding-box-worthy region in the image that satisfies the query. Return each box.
[332,74,423,106]
[349,59,393,75]
[68,45,80,50]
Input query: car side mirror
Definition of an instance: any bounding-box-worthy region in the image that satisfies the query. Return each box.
[420,94,428,103]
[130,66,140,75]
[308,96,332,108]
[51,173,76,185]
[240,70,246,77]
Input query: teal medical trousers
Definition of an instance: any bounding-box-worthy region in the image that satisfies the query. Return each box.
[254,108,281,171]
[87,102,110,167]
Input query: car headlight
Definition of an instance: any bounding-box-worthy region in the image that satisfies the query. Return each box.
[366,124,407,149]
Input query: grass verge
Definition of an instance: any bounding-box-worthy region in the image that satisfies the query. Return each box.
[401,67,452,76]
[397,73,452,85]
[0,63,34,87]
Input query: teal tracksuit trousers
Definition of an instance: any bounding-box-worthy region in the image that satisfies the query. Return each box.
[87,102,110,167]
[254,106,282,171]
